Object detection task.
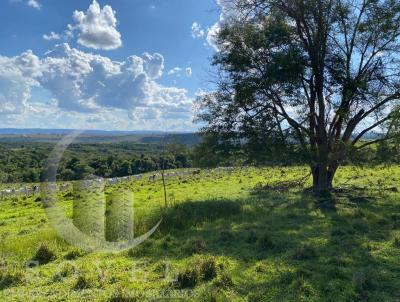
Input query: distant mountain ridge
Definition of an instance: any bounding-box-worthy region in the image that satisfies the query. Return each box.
[0,128,186,136]
[0,128,201,145]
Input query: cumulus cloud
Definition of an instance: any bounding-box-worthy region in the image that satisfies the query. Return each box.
[207,23,221,51]
[72,0,122,50]
[191,22,205,38]
[0,50,41,116]
[168,67,192,77]
[207,0,239,51]
[0,44,193,125]
[43,32,60,41]
[190,1,235,51]
[27,0,41,10]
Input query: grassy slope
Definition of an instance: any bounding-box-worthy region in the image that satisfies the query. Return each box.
[1,166,400,301]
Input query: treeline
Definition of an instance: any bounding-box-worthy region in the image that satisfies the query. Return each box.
[192,134,400,168]
[0,142,192,183]
[0,136,398,183]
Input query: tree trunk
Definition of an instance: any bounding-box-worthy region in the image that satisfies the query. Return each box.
[311,164,337,192]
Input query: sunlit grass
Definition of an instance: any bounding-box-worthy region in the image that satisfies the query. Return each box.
[1,165,400,301]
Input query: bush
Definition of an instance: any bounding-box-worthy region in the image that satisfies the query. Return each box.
[175,257,218,289]
[64,248,85,260]
[199,257,217,281]
[32,244,56,265]
[73,273,97,290]
[212,273,234,289]
[176,267,198,289]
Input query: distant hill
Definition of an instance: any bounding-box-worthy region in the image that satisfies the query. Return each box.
[0,128,166,136]
[0,128,201,145]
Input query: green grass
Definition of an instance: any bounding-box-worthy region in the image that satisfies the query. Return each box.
[1,166,400,301]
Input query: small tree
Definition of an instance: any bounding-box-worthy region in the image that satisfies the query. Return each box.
[197,0,400,191]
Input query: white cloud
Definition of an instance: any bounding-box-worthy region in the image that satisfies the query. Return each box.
[168,67,182,76]
[142,53,164,79]
[10,0,41,10]
[27,0,41,10]
[0,50,41,116]
[72,0,122,50]
[191,22,205,38]
[207,23,221,51]
[0,44,193,127]
[207,0,240,51]
[43,32,61,41]
[168,67,192,77]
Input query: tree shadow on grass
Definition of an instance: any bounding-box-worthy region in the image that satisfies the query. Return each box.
[128,188,400,301]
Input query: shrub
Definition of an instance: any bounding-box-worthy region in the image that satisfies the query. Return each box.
[198,257,217,281]
[175,257,218,289]
[212,273,233,289]
[64,248,85,260]
[73,273,97,290]
[32,244,56,265]
[176,267,198,288]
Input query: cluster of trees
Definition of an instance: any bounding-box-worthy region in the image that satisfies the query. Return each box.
[193,133,400,168]
[0,142,192,183]
[57,153,190,181]
[1,134,399,184]
[196,0,400,190]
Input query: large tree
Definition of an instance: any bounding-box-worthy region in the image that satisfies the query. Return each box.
[197,0,400,191]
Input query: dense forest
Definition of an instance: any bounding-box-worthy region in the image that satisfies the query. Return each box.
[0,141,192,183]
[0,135,399,183]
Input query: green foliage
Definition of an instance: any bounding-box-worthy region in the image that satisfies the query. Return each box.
[176,257,218,289]
[32,243,56,265]
[196,0,400,189]
[0,141,193,182]
[73,273,97,290]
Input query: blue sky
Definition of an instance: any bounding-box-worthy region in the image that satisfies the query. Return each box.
[0,0,223,131]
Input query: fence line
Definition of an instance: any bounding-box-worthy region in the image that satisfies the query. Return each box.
[0,167,239,199]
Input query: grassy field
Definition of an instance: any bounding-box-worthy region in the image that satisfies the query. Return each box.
[1,166,400,301]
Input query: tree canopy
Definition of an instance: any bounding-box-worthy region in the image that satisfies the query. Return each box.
[197,0,400,190]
